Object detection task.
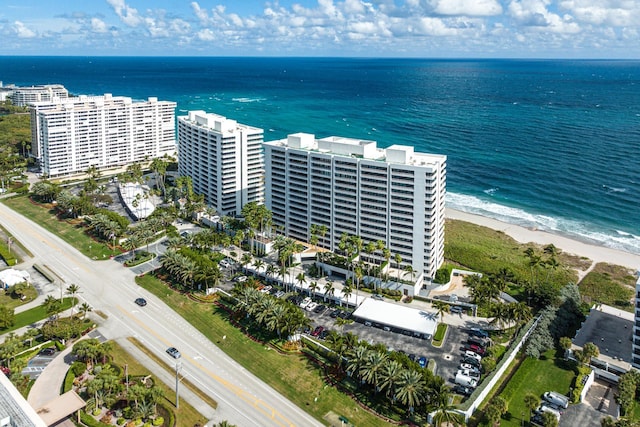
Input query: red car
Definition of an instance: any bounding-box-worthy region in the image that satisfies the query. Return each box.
[311,326,324,337]
[468,344,486,356]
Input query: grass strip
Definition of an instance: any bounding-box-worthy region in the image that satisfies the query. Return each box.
[0,297,75,334]
[126,336,218,410]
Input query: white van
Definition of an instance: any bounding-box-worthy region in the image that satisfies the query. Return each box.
[543,391,569,409]
[537,404,561,420]
[454,372,477,388]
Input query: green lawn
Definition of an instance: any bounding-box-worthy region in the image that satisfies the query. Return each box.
[2,195,114,260]
[136,273,392,427]
[0,287,38,310]
[579,263,636,312]
[496,350,576,427]
[0,297,75,334]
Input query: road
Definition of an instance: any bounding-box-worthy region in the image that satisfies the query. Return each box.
[0,203,323,427]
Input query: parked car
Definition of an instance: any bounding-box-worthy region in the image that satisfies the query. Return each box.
[371,294,384,301]
[458,369,480,379]
[311,326,325,337]
[313,304,326,314]
[408,353,416,362]
[275,290,285,298]
[450,306,463,314]
[260,285,272,293]
[468,337,489,348]
[452,385,473,396]
[543,391,569,409]
[330,309,341,318]
[338,311,352,319]
[299,297,312,309]
[306,302,318,312]
[536,404,562,420]
[460,363,480,373]
[454,372,477,388]
[38,347,56,356]
[418,356,427,368]
[468,328,489,339]
[462,357,481,368]
[467,344,486,356]
[166,347,181,359]
[319,329,330,339]
[219,260,230,268]
[134,298,147,307]
[236,276,248,283]
[464,350,482,361]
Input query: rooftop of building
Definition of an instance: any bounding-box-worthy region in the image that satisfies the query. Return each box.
[265,132,446,167]
[30,93,174,109]
[572,304,634,368]
[178,110,263,133]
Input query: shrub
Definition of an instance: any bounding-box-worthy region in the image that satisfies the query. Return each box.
[152,417,164,426]
[71,361,87,376]
[117,418,126,426]
[62,368,76,393]
[434,264,453,284]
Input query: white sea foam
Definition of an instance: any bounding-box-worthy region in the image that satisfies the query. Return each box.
[483,187,499,196]
[232,97,266,103]
[446,192,640,254]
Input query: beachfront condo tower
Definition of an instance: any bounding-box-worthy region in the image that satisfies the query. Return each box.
[30,94,176,178]
[9,83,68,106]
[263,133,447,281]
[177,111,264,217]
[633,271,640,369]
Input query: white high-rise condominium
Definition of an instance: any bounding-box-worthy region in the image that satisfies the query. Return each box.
[30,94,176,177]
[10,84,68,106]
[177,111,264,217]
[264,133,447,280]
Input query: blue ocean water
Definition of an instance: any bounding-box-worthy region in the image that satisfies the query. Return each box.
[1,56,639,254]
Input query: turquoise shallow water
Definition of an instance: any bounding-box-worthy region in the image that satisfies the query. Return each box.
[2,57,639,253]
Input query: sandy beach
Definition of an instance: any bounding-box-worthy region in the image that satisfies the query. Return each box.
[446,208,640,272]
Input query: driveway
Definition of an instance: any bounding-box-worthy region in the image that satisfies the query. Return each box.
[560,380,617,427]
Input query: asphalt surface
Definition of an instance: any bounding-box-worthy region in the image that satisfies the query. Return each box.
[0,202,323,427]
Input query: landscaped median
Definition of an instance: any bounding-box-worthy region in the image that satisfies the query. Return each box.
[431,323,448,347]
[135,273,393,427]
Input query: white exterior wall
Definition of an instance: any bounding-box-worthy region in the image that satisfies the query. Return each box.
[264,133,447,280]
[10,84,68,107]
[633,271,640,369]
[177,111,264,217]
[30,94,176,177]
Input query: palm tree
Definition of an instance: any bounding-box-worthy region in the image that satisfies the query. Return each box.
[360,351,388,393]
[295,272,307,294]
[240,252,253,273]
[43,295,62,322]
[323,281,335,303]
[394,253,403,284]
[523,393,540,423]
[78,302,93,319]
[395,369,425,414]
[309,281,319,299]
[266,264,277,284]
[403,264,417,283]
[341,284,352,307]
[65,283,80,316]
[253,258,265,276]
[379,360,403,401]
[432,300,449,322]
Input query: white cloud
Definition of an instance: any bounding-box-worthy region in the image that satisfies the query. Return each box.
[559,0,639,26]
[13,21,36,38]
[197,28,215,41]
[431,0,503,16]
[107,0,142,27]
[91,17,108,33]
[508,0,581,33]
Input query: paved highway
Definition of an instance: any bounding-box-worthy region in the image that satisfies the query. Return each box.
[0,203,324,427]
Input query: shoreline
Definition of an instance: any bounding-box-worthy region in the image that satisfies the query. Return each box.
[446,208,640,272]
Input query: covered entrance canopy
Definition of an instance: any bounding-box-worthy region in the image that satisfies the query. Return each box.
[352,298,438,338]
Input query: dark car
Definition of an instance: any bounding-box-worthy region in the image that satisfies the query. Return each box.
[468,328,490,339]
[453,385,473,396]
[319,329,331,339]
[462,356,481,367]
[38,347,56,356]
[408,353,416,362]
[314,304,326,314]
[134,298,147,307]
[166,347,181,359]
[330,309,341,318]
[338,311,351,319]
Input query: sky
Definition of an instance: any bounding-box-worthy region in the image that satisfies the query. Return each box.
[0,0,639,58]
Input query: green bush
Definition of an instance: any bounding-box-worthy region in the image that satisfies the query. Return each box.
[152,417,164,426]
[434,264,453,284]
[571,366,591,403]
[80,411,112,427]
[0,245,17,266]
[62,368,76,393]
[71,361,87,376]
[117,418,125,426]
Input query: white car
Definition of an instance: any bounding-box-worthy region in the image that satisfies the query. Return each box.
[260,285,272,293]
[458,369,480,379]
[464,350,482,361]
[299,297,312,308]
[306,302,318,311]
[236,276,248,283]
[219,260,230,268]
[275,290,285,298]
[460,363,480,373]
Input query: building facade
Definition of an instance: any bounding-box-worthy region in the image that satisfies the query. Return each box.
[264,133,447,280]
[633,271,640,369]
[9,84,68,106]
[177,111,264,217]
[30,94,176,177]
